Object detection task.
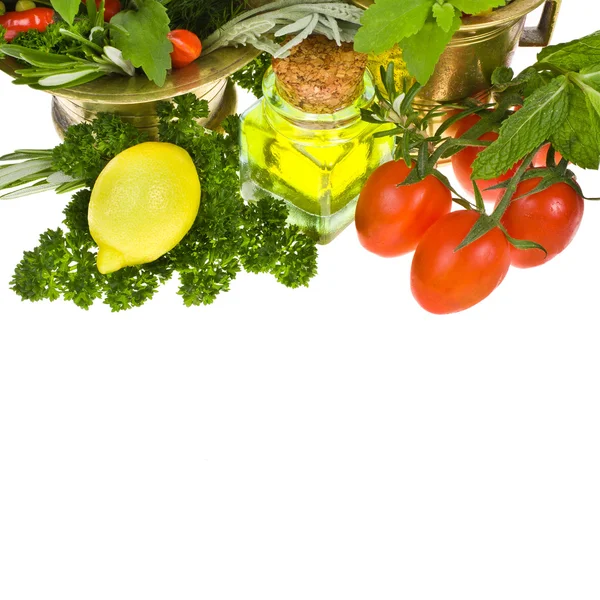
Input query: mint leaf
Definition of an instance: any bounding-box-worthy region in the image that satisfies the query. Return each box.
[537,31,600,72]
[50,0,81,25]
[399,13,461,85]
[472,76,570,179]
[110,0,172,87]
[576,66,600,116]
[432,2,455,32]
[551,82,600,170]
[450,0,505,14]
[354,0,435,54]
[491,66,514,86]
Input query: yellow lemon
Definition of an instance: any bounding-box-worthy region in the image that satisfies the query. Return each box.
[89,142,200,274]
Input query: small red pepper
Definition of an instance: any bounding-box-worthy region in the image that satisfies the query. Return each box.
[0,8,54,42]
[80,0,121,22]
[167,29,202,69]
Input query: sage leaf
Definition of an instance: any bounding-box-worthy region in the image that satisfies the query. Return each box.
[472,76,570,180]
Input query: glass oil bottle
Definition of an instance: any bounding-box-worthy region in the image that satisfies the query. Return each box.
[239,39,393,244]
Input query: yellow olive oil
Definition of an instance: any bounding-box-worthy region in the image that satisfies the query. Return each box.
[240,69,392,243]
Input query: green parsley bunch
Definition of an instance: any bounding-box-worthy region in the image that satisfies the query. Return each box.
[8,95,318,311]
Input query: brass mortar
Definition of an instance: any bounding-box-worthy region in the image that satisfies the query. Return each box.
[353,0,562,104]
[0,41,260,139]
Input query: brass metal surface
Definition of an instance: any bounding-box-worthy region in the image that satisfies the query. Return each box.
[352,0,561,103]
[0,44,259,136]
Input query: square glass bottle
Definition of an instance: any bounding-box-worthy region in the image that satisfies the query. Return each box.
[239,47,392,244]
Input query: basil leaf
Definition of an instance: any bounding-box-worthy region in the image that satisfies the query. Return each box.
[399,13,461,85]
[472,76,570,180]
[353,0,434,54]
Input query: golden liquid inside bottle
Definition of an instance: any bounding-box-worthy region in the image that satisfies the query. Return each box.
[240,69,393,244]
[367,45,414,96]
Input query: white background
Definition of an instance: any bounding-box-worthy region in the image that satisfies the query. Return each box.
[1,2,599,599]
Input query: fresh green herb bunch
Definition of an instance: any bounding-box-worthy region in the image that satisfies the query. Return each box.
[1,0,172,88]
[166,0,244,41]
[11,19,92,55]
[9,94,318,311]
[231,51,271,98]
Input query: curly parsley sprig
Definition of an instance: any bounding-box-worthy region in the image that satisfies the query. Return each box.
[9,94,318,311]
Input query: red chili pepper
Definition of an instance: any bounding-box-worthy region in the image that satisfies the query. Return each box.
[167,29,202,69]
[0,8,54,42]
[80,0,121,22]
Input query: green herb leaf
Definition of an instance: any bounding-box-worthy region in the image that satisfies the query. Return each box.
[231,52,271,99]
[353,0,435,54]
[550,81,600,170]
[449,0,505,14]
[491,66,514,86]
[50,0,82,26]
[110,0,172,86]
[575,66,600,116]
[537,30,600,72]
[472,75,569,179]
[432,2,456,32]
[399,13,461,85]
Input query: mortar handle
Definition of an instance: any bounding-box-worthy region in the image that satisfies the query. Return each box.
[519,0,562,47]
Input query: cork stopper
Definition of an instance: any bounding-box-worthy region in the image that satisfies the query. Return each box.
[272,35,368,114]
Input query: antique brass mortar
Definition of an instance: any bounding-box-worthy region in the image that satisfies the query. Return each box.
[0,43,260,138]
[354,0,562,104]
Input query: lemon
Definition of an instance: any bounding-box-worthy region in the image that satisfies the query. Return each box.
[89,142,200,274]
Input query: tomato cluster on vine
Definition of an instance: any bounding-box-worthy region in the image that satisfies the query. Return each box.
[354,110,585,315]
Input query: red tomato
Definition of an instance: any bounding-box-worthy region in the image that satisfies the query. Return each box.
[355,160,452,257]
[168,29,202,69]
[496,177,584,268]
[533,143,564,168]
[411,210,511,314]
[101,0,121,21]
[451,112,520,203]
[80,0,121,21]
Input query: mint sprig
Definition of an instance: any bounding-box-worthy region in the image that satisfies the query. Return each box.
[472,76,570,180]
[353,0,506,84]
[472,30,600,179]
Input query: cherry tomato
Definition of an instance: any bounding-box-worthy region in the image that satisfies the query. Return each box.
[80,0,121,21]
[167,29,202,69]
[411,210,511,314]
[533,143,564,168]
[355,160,452,257]
[0,7,53,42]
[496,177,584,268]
[451,112,520,203]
